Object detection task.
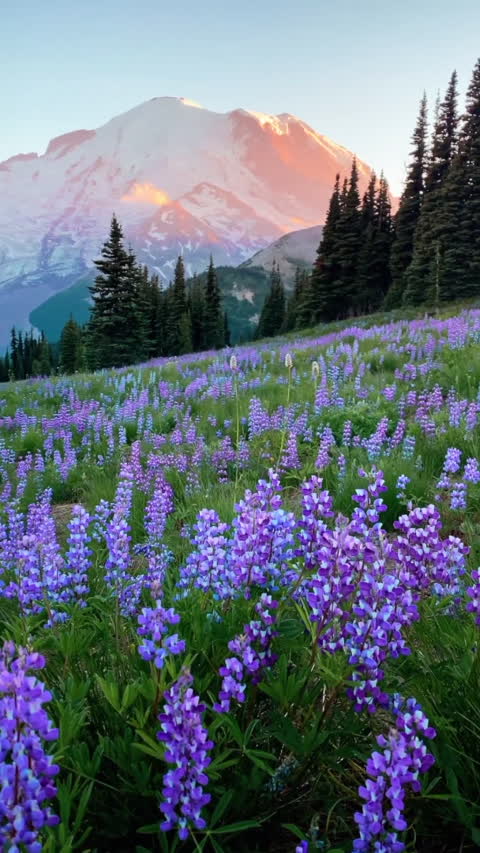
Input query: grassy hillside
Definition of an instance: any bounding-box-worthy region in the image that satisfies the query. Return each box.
[2,306,480,850]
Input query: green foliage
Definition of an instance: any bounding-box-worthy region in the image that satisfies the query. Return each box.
[256,262,286,338]
[388,92,429,307]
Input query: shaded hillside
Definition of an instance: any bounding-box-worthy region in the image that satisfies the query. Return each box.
[30,266,270,344]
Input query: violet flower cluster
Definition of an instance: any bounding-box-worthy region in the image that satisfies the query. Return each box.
[354,695,436,853]
[214,594,278,712]
[137,601,186,668]
[0,642,60,851]
[157,670,213,840]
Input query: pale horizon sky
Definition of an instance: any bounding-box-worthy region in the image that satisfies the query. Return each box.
[1,0,480,195]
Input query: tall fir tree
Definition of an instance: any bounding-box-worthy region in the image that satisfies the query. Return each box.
[256,262,286,338]
[355,173,378,314]
[284,267,304,331]
[310,173,342,321]
[336,157,362,314]
[310,160,362,322]
[403,72,459,305]
[357,173,393,313]
[372,173,394,303]
[189,273,206,351]
[17,332,25,380]
[386,93,428,307]
[204,256,224,349]
[116,249,146,365]
[88,214,131,368]
[448,58,480,299]
[296,270,315,329]
[9,328,18,379]
[59,315,83,374]
[168,257,192,355]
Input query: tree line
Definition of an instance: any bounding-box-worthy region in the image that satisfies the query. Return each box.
[0,217,231,379]
[0,329,57,382]
[254,162,392,338]
[87,215,230,370]
[255,56,480,335]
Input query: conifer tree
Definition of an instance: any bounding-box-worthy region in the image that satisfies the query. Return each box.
[311,160,362,321]
[204,256,224,349]
[17,332,25,380]
[0,352,8,382]
[168,257,192,355]
[59,315,83,374]
[447,58,480,298]
[310,174,342,321]
[10,329,23,380]
[116,249,145,365]
[355,173,377,314]
[156,287,170,356]
[256,262,286,338]
[372,173,394,303]
[386,94,428,307]
[336,157,362,312]
[296,270,315,329]
[189,274,206,351]
[135,265,155,359]
[356,173,393,313]
[284,267,304,331]
[404,73,459,305]
[89,215,130,368]
[178,312,193,355]
[38,335,52,376]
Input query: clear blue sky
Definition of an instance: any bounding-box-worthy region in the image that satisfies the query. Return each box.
[1,0,479,194]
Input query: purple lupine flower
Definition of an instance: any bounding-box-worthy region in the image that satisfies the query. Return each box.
[436,471,451,491]
[464,457,480,483]
[104,463,140,616]
[342,419,353,447]
[91,499,112,541]
[280,432,301,472]
[395,474,410,501]
[353,695,435,853]
[0,642,60,849]
[3,491,78,626]
[443,447,462,474]
[295,843,309,853]
[157,670,213,840]
[450,482,467,511]
[137,602,186,668]
[140,477,175,593]
[64,505,91,605]
[230,473,297,593]
[179,509,233,599]
[214,594,279,713]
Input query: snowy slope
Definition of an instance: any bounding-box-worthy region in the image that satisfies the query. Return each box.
[0,96,372,343]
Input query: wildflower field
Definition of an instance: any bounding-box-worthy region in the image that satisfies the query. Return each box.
[4,308,480,853]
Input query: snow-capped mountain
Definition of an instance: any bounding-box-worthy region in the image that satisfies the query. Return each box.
[0,96,372,343]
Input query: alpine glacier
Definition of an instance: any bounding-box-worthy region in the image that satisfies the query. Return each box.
[0,96,372,342]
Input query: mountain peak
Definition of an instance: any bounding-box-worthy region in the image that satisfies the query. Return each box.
[0,96,377,344]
